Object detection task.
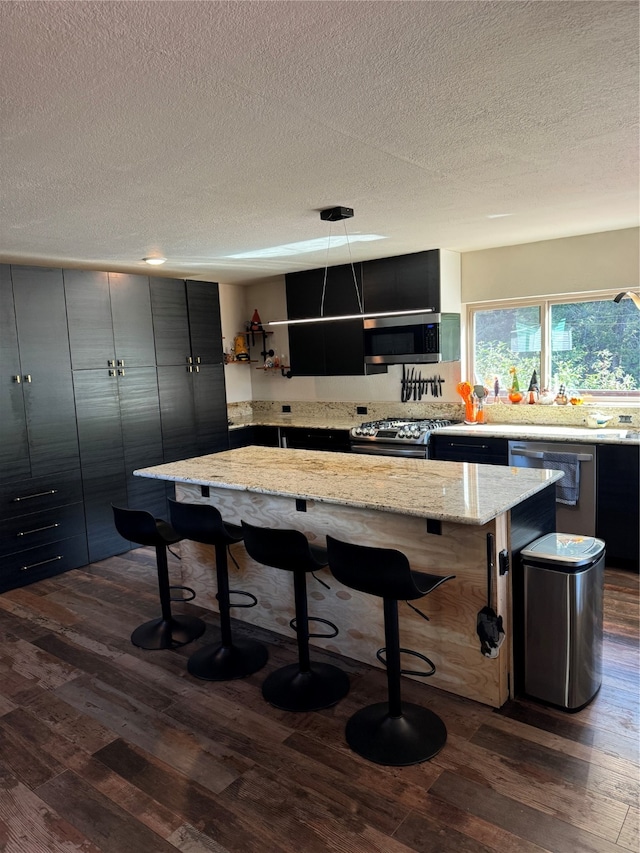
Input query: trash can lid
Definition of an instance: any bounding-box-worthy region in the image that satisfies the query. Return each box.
[521,533,605,566]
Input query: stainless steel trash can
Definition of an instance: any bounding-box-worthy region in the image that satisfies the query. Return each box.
[521,533,605,711]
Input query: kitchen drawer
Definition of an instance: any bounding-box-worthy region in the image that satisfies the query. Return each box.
[0,502,86,558]
[0,469,83,520]
[430,435,508,465]
[0,535,89,593]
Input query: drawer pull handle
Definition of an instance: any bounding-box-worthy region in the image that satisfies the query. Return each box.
[20,555,62,571]
[17,522,60,537]
[12,489,58,502]
[452,442,489,450]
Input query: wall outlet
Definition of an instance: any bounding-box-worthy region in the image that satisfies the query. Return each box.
[619,415,632,423]
[356,406,368,415]
[282,405,291,413]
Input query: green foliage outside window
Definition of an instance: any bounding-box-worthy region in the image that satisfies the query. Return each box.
[473,298,639,395]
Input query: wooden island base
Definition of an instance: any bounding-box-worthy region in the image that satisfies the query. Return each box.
[175,483,514,708]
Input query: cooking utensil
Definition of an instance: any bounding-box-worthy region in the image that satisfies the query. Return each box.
[477,533,505,659]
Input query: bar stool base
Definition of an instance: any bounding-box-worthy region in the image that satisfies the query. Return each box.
[262,662,350,712]
[345,701,447,766]
[188,639,268,681]
[131,615,206,650]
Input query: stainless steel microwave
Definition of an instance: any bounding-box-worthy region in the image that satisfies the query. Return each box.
[363,312,460,365]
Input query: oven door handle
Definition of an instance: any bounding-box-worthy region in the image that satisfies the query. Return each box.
[350,443,428,459]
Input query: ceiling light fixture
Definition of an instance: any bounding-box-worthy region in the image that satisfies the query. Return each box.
[268,207,434,327]
[143,256,167,266]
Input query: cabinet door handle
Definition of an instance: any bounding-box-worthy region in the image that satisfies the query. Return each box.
[117,368,125,376]
[20,555,62,571]
[186,356,193,364]
[452,442,489,450]
[107,359,115,367]
[195,356,201,364]
[117,359,125,367]
[24,374,32,383]
[12,489,58,502]
[194,365,200,373]
[13,375,21,383]
[109,369,116,377]
[17,522,60,537]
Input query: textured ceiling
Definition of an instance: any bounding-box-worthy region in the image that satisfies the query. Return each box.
[1,1,638,285]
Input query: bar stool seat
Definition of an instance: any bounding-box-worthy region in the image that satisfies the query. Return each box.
[241,521,350,712]
[112,505,206,650]
[168,499,268,681]
[326,535,455,766]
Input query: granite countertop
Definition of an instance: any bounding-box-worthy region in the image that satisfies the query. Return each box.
[434,423,640,445]
[135,446,562,526]
[229,416,639,445]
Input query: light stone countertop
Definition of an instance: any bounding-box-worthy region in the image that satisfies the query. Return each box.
[228,415,359,431]
[228,417,639,445]
[433,423,639,445]
[135,446,562,526]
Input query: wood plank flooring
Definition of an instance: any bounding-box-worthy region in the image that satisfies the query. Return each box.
[0,549,637,852]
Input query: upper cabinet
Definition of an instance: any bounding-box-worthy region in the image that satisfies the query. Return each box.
[150,278,223,367]
[362,250,440,313]
[2,265,80,479]
[64,270,156,369]
[285,263,364,376]
[284,249,461,376]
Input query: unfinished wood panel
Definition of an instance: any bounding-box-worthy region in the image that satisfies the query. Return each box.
[175,483,511,707]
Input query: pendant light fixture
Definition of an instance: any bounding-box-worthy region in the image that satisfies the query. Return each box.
[268,207,435,326]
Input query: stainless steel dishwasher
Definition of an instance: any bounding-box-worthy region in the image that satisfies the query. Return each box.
[508,441,597,536]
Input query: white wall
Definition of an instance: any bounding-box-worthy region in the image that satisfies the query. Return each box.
[222,257,463,404]
[222,229,639,404]
[461,227,639,303]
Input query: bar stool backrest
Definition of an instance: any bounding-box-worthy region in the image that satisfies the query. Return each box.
[327,535,432,601]
[112,504,178,547]
[168,499,237,546]
[241,521,322,573]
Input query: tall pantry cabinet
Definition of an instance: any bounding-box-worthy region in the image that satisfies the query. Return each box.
[0,266,87,589]
[64,270,168,561]
[1,265,228,589]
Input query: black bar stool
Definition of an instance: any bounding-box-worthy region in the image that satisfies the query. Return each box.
[168,499,268,681]
[326,535,455,766]
[111,505,206,650]
[241,521,350,712]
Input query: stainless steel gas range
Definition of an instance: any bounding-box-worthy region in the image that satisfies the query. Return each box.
[349,417,459,458]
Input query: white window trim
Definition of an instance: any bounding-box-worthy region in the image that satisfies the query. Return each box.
[466,289,640,403]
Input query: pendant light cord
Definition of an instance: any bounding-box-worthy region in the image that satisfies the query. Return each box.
[319,220,363,318]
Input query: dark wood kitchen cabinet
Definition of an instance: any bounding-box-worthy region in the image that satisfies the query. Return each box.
[3,266,80,479]
[596,444,639,571]
[0,265,87,590]
[2,263,229,580]
[430,434,509,465]
[362,250,441,314]
[150,277,224,367]
[150,277,228,464]
[64,270,156,369]
[285,263,364,376]
[157,363,228,462]
[72,366,167,561]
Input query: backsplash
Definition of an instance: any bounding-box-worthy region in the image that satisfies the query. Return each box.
[229,399,639,428]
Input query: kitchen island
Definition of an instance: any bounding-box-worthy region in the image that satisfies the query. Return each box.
[135,446,562,708]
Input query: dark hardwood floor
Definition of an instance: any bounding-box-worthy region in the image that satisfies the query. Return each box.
[0,549,637,853]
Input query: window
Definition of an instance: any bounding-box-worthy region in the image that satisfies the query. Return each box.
[469,293,640,399]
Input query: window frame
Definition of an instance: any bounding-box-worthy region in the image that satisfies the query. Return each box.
[466,289,640,401]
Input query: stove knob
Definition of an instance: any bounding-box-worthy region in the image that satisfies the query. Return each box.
[398,429,406,438]
[354,427,362,435]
